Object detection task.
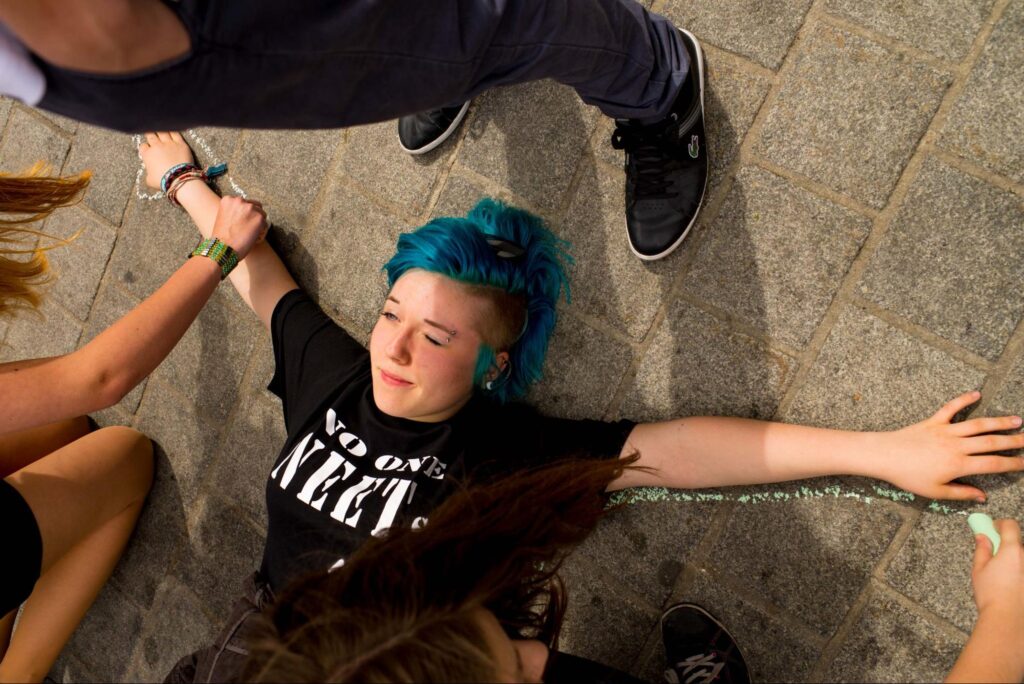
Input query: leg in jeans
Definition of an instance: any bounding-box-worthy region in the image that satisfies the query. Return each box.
[0,425,153,682]
[38,0,688,129]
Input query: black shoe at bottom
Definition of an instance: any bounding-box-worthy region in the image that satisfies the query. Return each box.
[662,603,750,684]
[612,28,708,261]
[397,101,471,155]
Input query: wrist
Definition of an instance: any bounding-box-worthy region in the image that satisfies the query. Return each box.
[189,237,240,280]
[844,430,890,479]
[174,176,216,210]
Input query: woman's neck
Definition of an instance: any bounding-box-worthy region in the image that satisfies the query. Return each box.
[0,0,189,73]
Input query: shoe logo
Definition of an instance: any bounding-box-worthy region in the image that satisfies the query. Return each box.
[688,135,700,159]
[666,654,724,684]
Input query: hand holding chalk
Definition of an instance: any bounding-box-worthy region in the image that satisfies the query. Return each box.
[968,513,1001,555]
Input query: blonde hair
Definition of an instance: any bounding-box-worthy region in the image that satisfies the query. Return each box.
[0,163,91,317]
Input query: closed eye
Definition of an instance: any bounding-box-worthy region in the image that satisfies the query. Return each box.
[424,334,444,347]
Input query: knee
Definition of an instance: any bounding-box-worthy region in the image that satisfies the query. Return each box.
[93,426,154,500]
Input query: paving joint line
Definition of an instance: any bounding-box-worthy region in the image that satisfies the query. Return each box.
[849,295,999,372]
[773,0,1000,417]
[814,11,960,73]
[806,580,875,680]
[928,146,1024,197]
[749,158,880,220]
[869,577,972,640]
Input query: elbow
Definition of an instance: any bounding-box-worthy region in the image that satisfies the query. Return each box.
[91,366,135,410]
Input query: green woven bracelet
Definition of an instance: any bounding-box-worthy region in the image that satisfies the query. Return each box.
[189,237,239,280]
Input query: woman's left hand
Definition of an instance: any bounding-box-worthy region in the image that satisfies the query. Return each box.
[875,391,1024,501]
[139,131,195,189]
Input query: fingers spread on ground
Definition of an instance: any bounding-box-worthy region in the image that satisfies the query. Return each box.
[938,391,981,422]
[968,455,1024,475]
[955,416,1024,436]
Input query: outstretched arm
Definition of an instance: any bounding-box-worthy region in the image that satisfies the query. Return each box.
[946,518,1024,683]
[139,133,299,329]
[610,392,1024,501]
[0,196,268,437]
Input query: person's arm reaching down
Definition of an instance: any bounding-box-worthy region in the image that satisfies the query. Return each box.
[0,196,268,437]
[946,518,1024,683]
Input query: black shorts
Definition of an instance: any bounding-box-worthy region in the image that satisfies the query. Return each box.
[0,479,43,616]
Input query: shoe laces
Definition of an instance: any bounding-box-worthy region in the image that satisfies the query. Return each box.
[611,116,684,199]
[664,652,726,684]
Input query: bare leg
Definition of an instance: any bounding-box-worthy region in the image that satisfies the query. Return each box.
[0,416,92,479]
[0,613,13,663]
[0,426,153,682]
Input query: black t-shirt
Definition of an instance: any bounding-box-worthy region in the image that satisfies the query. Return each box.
[260,290,636,590]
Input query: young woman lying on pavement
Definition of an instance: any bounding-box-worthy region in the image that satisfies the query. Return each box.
[137,132,1024,683]
[244,472,1024,683]
[0,164,267,682]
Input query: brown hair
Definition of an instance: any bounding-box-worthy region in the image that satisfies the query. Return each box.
[244,454,641,682]
[0,163,91,317]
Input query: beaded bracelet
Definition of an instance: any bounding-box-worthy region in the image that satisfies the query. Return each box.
[160,162,230,202]
[188,237,239,280]
[166,169,207,207]
[161,163,200,193]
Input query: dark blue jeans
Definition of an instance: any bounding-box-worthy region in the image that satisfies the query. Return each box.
[37,0,689,132]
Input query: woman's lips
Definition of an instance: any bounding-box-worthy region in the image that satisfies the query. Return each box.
[379,368,413,387]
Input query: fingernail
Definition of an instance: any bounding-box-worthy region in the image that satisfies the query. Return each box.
[1014,416,1023,426]
[976,496,986,503]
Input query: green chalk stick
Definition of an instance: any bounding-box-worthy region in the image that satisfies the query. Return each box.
[968,513,1001,555]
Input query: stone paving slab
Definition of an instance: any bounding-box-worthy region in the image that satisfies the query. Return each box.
[44,206,117,322]
[571,500,718,609]
[661,0,813,69]
[680,165,871,348]
[0,296,82,362]
[460,81,600,214]
[558,560,663,673]
[123,575,217,682]
[822,0,994,61]
[558,159,683,341]
[0,106,69,173]
[939,0,1024,183]
[708,496,904,635]
[885,474,1024,632]
[620,297,793,422]
[785,306,986,431]
[292,180,405,334]
[824,586,966,682]
[528,312,635,420]
[858,158,1024,361]
[64,123,137,225]
[755,23,951,208]
[340,120,453,219]
[209,391,287,531]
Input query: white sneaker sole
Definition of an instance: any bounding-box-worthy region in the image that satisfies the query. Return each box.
[628,28,708,262]
[399,101,472,155]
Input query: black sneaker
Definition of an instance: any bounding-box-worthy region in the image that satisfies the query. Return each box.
[611,28,708,261]
[662,603,750,684]
[397,101,471,155]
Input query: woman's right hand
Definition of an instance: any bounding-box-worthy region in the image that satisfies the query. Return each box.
[139,132,195,189]
[972,518,1024,626]
[211,196,268,260]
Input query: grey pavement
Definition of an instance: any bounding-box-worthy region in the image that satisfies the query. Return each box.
[1,0,1022,680]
